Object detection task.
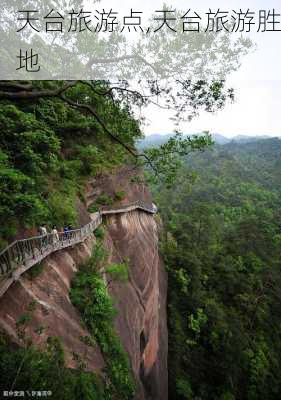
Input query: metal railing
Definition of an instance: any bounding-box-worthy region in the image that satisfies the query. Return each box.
[0,213,102,277]
[100,200,158,215]
[0,201,157,284]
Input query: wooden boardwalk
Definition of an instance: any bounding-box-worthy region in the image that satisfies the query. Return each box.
[0,201,157,298]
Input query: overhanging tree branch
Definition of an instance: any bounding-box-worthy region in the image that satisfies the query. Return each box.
[86,54,159,75]
[0,79,211,181]
[59,92,160,175]
[0,81,78,99]
[0,80,159,173]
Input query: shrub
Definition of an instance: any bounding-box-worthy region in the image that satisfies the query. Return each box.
[94,227,105,240]
[25,263,44,280]
[114,191,126,201]
[95,193,114,207]
[70,244,135,400]
[130,176,142,184]
[0,333,105,400]
[88,204,99,213]
[106,263,129,286]
[47,189,78,227]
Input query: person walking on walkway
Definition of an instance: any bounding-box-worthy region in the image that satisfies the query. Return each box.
[51,226,59,245]
[39,224,48,246]
[39,225,47,236]
[63,226,69,240]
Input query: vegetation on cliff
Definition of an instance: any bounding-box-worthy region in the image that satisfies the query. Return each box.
[70,241,135,400]
[0,333,105,400]
[0,80,143,398]
[0,80,222,249]
[1,76,267,400]
[0,238,134,400]
[0,81,142,248]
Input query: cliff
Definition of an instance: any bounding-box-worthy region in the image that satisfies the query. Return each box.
[104,210,168,400]
[0,167,168,400]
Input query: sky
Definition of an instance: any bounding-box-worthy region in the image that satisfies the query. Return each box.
[91,0,281,137]
[143,0,281,137]
[144,35,281,137]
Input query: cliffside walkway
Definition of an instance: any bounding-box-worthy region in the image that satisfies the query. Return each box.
[0,201,157,298]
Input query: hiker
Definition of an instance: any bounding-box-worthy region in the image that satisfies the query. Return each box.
[38,225,47,237]
[63,226,69,240]
[51,226,59,244]
[152,203,158,213]
[39,224,48,246]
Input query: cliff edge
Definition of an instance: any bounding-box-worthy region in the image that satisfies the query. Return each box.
[0,167,168,400]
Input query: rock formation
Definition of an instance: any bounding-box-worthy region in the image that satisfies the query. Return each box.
[105,209,168,400]
[0,167,168,400]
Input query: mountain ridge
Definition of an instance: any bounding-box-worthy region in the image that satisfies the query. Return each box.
[140,133,276,147]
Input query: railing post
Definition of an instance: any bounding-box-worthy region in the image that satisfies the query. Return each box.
[6,248,12,273]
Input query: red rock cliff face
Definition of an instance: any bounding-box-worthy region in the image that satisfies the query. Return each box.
[0,237,105,372]
[104,209,168,400]
[89,166,168,400]
[0,167,168,400]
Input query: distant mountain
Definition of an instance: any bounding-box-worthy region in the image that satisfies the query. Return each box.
[212,134,231,145]
[231,135,272,143]
[213,134,272,144]
[138,133,174,149]
[139,133,275,148]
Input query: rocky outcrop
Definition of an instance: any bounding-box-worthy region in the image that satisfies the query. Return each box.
[0,236,105,371]
[89,166,168,400]
[0,166,168,400]
[104,209,168,400]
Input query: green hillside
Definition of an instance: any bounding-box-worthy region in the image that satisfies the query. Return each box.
[0,81,142,249]
[151,139,281,400]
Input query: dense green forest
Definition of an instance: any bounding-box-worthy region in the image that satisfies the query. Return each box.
[151,138,281,400]
[0,81,212,249]
[0,80,213,399]
[0,81,142,249]
[1,79,281,400]
[0,81,150,399]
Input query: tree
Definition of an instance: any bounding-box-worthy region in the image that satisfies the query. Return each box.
[0,2,253,173]
[153,140,281,400]
[106,263,129,288]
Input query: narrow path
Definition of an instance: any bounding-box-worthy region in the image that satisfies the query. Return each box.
[0,201,157,298]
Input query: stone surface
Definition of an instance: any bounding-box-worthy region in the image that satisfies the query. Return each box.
[0,237,105,372]
[104,210,168,400]
[87,166,168,399]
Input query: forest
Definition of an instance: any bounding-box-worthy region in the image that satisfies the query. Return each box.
[0,81,142,250]
[0,81,144,399]
[0,0,278,396]
[150,138,281,400]
[0,79,280,399]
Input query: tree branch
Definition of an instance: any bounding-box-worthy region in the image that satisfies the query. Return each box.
[0,80,160,176]
[60,93,138,157]
[87,83,144,99]
[60,91,159,174]
[86,54,159,75]
[0,82,33,91]
[0,81,78,99]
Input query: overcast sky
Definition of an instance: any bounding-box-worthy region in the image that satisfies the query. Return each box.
[144,0,281,137]
[144,40,281,137]
[96,0,281,137]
